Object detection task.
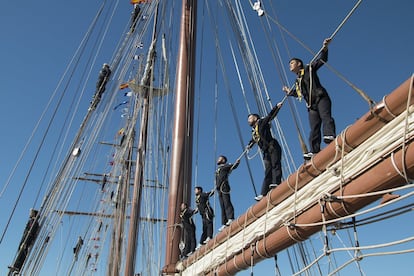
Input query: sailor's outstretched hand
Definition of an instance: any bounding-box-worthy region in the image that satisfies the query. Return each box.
[282,86,290,94]
[323,38,332,49]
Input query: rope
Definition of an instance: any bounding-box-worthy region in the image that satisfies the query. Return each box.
[264,0,373,107]
[295,188,414,228]
[318,199,330,256]
[205,0,259,196]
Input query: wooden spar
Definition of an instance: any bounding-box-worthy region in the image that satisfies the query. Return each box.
[212,140,414,275]
[180,77,414,273]
[125,6,159,275]
[163,0,197,274]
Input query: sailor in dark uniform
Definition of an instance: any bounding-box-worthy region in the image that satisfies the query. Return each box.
[90,63,111,110]
[130,4,141,33]
[9,209,40,273]
[215,155,239,231]
[247,102,283,201]
[179,202,196,257]
[283,38,336,159]
[194,186,214,245]
[95,63,111,97]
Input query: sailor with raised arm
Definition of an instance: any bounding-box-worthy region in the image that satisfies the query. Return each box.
[215,155,240,231]
[283,38,336,159]
[247,102,283,201]
[194,186,214,247]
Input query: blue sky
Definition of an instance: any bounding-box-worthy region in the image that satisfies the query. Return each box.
[0,1,413,275]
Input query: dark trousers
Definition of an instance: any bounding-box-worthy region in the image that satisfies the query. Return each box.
[200,216,213,243]
[13,248,27,271]
[261,141,282,196]
[218,189,234,225]
[183,225,196,255]
[308,95,336,153]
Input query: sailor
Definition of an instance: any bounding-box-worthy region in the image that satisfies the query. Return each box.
[215,155,239,231]
[130,4,141,33]
[9,209,40,273]
[247,102,283,201]
[96,63,111,96]
[179,202,196,257]
[73,236,84,261]
[90,63,112,110]
[194,186,214,246]
[283,38,336,159]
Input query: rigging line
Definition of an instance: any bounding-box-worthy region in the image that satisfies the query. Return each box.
[307,237,324,275]
[30,73,120,272]
[193,0,207,193]
[343,227,365,274]
[294,189,414,228]
[336,183,414,200]
[258,3,308,157]
[257,2,287,92]
[258,2,310,160]
[263,2,373,107]
[225,0,266,115]
[328,248,414,276]
[294,230,362,276]
[310,0,363,64]
[228,0,291,184]
[32,2,117,208]
[230,0,295,178]
[206,0,259,196]
[38,0,116,216]
[260,3,310,152]
[232,0,272,116]
[0,23,101,245]
[333,204,414,230]
[227,41,259,191]
[263,2,309,154]
[54,180,93,274]
[0,1,106,200]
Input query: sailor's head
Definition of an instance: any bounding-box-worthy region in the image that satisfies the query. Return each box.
[288,58,303,73]
[29,208,38,218]
[217,155,227,165]
[181,202,188,210]
[103,63,110,68]
[194,186,203,195]
[247,113,260,127]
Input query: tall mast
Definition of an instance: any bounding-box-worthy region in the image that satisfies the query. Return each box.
[124,5,159,275]
[163,0,197,273]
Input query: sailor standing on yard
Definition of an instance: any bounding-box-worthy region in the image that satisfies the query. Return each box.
[179,202,196,257]
[247,102,283,201]
[194,186,214,247]
[283,38,336,159]
[215,155,240,231]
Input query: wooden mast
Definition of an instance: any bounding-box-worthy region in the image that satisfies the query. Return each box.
[124,6,159,275]
[163,0,197,273]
